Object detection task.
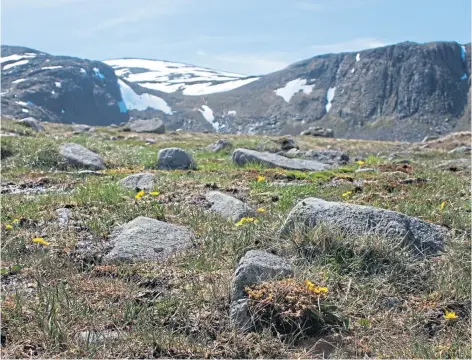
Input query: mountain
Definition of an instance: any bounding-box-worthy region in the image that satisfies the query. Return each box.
[1,41,470,141]
[1,45,128,125]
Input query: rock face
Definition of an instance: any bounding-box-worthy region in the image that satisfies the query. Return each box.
[157,148,196,170]
[103,216,194,264]
[206,191,255,222]
[118,173,155,191]
[230,250,293,330]
[304,150,349,165]
[59,143,105,170]
[16,117,44,132]
[128,119,165,133]
[280,198,448,256]
[1,45,128,126]
[207,139,233,152]
[232,148,332,171]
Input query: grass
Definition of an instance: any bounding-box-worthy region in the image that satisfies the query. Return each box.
[1,121,470,358]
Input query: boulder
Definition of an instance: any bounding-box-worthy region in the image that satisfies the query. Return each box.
[207,139,233,152]
[230,250,293,330]
[103,216,194,264]
[280,198,448,256]
[232,148,332,171]
[279,137,298,151]
[300,127,334,138]
[284,148,303,158]
[16,117,44,132]
[157,148,196,170]
[206,191,255,222]
[72,124,93,134]
[59,143,105,170]
[304,150,349,165]
[128,119,165,134]
[118,173,155,191]
[145,138,156,144]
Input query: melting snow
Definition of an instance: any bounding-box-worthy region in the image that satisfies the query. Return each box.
[325,87,336,113]
[3,60,30,70]
[12,78,26,84]
[55,82,62,88]
[51,90,56,95]
[228,110,237,116]
[42,66,63,70]
[93,67,105,80]
[117,79,172,114]
[22,108,29,113]
[16,101,28,106]
[198,105,222,131]
[461,73,468,80]
[356,53,360,62]
[1,53,36,64]
[461,45,466,62]
[80,68,87,74]
[351,69,355,73]
[275,78,314,103]
[104,58,259,96]
[118,100,128,113]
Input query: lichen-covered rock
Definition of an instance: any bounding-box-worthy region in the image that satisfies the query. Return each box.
[128,119,165,134]
[59,143,105,170]
[118,173,155,191]
[157,148,196,170]
[280,198,448,256]
[206,191,255,222]
[232,148,332,171]
[103,216,194,264]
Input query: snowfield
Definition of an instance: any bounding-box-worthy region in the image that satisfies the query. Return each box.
[104,58,259,96]
[117,79,173,115]
[275,78,314,103]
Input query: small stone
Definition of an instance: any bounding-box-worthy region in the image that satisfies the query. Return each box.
[207,139,233,152]
[145,138,156,144]
[206,191,255,222]
[118,173,154,191]
[56,208,70,227]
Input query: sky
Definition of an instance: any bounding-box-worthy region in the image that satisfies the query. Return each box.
[1,0,471,75]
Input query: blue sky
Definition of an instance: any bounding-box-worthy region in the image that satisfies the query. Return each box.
[2,0,470,75]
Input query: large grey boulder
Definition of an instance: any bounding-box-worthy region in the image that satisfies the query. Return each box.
[206,191,255,222]
[72,124,94,134]
[59,143,105,170]
[230,250,293,330]
[103,216,194,264]
[118,173,155,191]
[300,127,334,138]
[128,119,165,134]
[232,148,332,171]
[17,117,44,132]
[157,148,196,170]
[304,150,349,165]
[279,137,298,151]
[280,198,448,256]
[207,139,233,152]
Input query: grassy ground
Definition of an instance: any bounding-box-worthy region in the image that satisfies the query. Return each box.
[1,120,471,358]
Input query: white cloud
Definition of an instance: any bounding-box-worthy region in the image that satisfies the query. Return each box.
[311,37,389,54]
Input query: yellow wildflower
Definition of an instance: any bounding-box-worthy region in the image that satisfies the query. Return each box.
[440,201,446,210]
[32,238,50,246]
[444,311,457,320]
[235,217,257,226]
[135,190,145,199]
[257,207,266,213]
[4,224,13,230]
[342,191,352,197]
[356,160,365,166]
[12,219,20,224]
[257,175,266,182]
[149,191,160,196]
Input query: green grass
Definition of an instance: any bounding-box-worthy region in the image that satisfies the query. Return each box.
[1,122,470,358]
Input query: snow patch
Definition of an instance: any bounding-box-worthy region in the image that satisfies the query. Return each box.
[351,68,355,73]
[356,53,360,62]
[461,45,466,62]
[198,105,221,131]
[117,79,172,115]
[80,68,87,74]
[325,87,336,113]
[51,90,56,95]
[227,110,237,116]
[12,78,26,84]
[42,66,63,70]
[461,73,468,80]
[1,53,36,64]
[3,59,30,70]
[275,78,314,103]
[118,100,128,113]
[93,67,105,80]
[16,101,28,106]
[21,108,29,113]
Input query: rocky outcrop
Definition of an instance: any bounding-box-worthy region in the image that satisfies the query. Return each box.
[1,45,128,126]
